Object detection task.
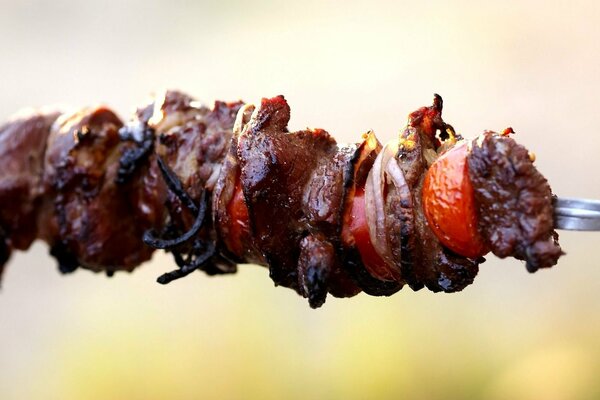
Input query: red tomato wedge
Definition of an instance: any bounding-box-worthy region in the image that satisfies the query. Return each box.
[422,142,488,259]
[344,187,398,281]
[226,179,250,258]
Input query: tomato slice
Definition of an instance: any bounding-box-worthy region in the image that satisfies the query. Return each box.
[422,142,488,259]
[343,187,399,282]
[225,179,250,258]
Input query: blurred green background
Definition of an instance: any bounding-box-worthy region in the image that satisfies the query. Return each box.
[1,1,600,399]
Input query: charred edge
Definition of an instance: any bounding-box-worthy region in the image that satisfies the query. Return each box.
[49,241,79,274]
[344,145,364,189]
[143,190,207,249]
[150,222,190,268]
[427,248,480,293]
[432,96,459,143]
[52,192,79,274]
[172,250,187,268]
[305,264,329,308]
[400,217,423,291]
[266,252,301,291]
[156,156,199,215]
[74,127,94,145]
[342,247,402,296]
[188,239,234,276]
[433,93,443,111]
[215,246,245,268]
[116,126,155,184]
[157,241,216,284]
[298,235,333,309]
[148,159,222,284]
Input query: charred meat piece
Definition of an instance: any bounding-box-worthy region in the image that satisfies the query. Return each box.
[237,96,338,290]
[43,107,161,272]
[467,132,562,272]
[155,93,244,198]
[137,90,245,278]
[155,91,244,274]
[0,109,61,250]
[302,142,362,299]
[236,96,360,304]
[298,234,335,308]
[215,101,360,302]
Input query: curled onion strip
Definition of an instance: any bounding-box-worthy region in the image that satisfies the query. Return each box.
[364,140,400,269]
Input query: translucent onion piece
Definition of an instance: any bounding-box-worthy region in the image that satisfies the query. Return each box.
[385,156,408,193]
[364,140,400,267]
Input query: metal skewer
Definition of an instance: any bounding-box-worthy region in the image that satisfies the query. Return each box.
[554,197,600,231]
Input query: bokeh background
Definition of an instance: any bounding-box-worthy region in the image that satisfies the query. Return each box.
[1,1,600,399]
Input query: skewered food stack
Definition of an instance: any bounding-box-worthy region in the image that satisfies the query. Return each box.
[0,92,562,307]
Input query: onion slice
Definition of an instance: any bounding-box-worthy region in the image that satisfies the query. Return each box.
[364,139,401,272]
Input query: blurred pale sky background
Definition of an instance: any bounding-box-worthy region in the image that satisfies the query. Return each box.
[1,1,600,399]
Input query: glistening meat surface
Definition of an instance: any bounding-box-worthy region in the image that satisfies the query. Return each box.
[467,132,562,272]
[0,109,60,251]
[235,96,359,300]
[0,92,563,307]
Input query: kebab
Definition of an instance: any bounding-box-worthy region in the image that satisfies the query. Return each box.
[0,91,563,308]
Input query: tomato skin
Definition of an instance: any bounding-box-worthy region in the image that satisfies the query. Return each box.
[344,187,399,282]
[422,142,488,259]
[226,180,250,258]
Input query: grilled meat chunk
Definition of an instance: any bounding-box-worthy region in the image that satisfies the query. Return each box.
[0,109,61,250]
[236,96,359,302]
[237,95,338,290]
[153,92,244,198]
[131,90,246,277]
[43,107,161,272]
[467,131,562,272]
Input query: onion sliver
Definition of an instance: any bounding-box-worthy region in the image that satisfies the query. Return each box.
[364,140,400,268]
